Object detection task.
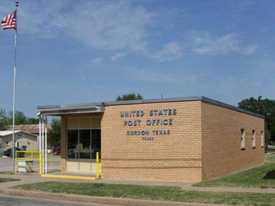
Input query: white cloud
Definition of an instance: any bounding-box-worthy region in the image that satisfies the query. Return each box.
[0,1,257,61]
[67,1,153,51]
[110,52,127,61]
[0,1,153,52]
[16,1,67,38]
[152,42,184,62]
[91,57,104,63]
[192,33,257,56]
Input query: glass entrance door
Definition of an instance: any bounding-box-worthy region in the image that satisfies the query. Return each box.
[67,128,101,174]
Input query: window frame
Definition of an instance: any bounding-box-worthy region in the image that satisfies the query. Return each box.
[252,129,256,149]
[79,129,92,159]
[240,128,246,150]
[260,130,264,148]
[67,129,79,159]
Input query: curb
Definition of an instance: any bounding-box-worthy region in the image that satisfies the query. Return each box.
[42,174,97,181]
[0,188,231,206]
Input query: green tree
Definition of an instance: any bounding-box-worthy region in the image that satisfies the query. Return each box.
[116,93,143,101]
[26,117,39,124]
[238,96,275,145]
[8,111,27,124]
[0,109,39,130]
[48,118,61,147]
[0,109,8,130]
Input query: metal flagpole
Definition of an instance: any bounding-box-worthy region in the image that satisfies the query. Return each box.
[12,0,19,174]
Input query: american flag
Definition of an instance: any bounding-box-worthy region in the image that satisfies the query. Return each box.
[1,10,16,30]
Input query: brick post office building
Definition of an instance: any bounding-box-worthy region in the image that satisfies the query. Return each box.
[37,96,265,183]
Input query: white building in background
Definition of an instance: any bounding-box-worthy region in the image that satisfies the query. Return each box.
[0,130,38,150]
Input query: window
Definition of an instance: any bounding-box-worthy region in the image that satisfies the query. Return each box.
[240,128,246,150]
[252,129,256,149]
[260,130,264,148]
[68,129,78,159]
[79,129,91,159]
[91,129,101,159]
[67,129,101,160]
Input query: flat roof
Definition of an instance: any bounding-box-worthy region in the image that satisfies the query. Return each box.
[0,130,37,137]
[37,96,264,119]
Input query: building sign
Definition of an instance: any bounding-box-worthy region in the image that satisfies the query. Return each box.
[120,108,176,140]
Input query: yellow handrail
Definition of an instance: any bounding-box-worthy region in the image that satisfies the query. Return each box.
[15,150,40,161]
[96,152,100,178]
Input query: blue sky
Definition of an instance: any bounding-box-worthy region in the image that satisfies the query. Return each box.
[0,0,274,117]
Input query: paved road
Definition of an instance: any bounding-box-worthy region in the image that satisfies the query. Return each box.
[0,195,112,206]
[0,158,12,172]
[0,157,60,173]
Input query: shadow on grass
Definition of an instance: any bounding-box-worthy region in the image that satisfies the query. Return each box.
[0,171,14,175]
[0,178,19,183]
[264,170,275,179]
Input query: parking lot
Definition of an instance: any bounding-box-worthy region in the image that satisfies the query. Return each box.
[0,158,12,172]
[0,156,60,173]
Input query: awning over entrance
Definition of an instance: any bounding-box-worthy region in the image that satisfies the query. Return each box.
[37,103,104,176]
[37,103,104,116]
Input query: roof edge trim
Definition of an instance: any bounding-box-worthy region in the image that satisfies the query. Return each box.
[37,96,264,119]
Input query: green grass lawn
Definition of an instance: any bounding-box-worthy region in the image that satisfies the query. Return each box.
[266,152,275,163]
[196,152,275,188]
[16,182,275,206]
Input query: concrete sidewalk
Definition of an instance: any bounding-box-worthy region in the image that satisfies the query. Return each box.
[95,178,275,194]
[2,173,275,194]
[183,184,275,194]
[1,173,275,194]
